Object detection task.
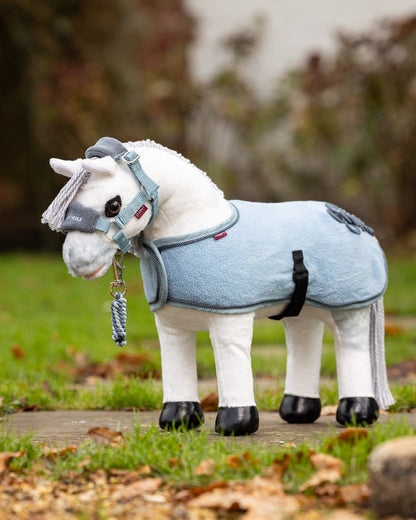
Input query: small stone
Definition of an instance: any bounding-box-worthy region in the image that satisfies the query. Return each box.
[368,436,416,517]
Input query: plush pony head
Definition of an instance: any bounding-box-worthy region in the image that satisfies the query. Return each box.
[46,147,153,280]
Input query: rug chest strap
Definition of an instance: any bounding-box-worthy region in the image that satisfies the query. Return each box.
[269,250,308,321]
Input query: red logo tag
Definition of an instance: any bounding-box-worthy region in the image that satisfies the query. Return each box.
[135,205,148,219]
[214,231,227,241]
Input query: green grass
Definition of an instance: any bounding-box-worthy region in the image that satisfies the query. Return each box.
[1,416,415,490]
[384,256,416,315]
[0,252,415,414]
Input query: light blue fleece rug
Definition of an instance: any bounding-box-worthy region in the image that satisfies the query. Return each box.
[137,200,387,314]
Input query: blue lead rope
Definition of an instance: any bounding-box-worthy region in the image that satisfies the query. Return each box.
[111,292,127,346]
[110,252,127,347]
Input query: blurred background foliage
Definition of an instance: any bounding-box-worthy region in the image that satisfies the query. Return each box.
[0,0,194,250]
[190,14,416,243]
[1,1,415,250]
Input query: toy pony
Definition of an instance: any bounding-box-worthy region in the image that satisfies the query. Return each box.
[42,137,394,435]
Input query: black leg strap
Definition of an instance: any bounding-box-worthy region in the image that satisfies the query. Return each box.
[269,250,308,321]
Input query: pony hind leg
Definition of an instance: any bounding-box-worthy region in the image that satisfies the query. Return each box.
[280,314,324,423]
[328,306,379,426]
[155,316,204,431]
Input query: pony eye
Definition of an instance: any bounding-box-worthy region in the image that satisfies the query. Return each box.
[105,196,122,217]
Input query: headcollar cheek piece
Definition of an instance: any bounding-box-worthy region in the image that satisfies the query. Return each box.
[61,137,159,253]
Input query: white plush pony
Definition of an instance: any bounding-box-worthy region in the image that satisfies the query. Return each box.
[42,137,394,436]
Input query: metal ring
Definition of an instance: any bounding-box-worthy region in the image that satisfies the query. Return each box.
[110,281,127,297]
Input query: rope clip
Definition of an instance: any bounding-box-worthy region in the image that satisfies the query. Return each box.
[110,251,127,297]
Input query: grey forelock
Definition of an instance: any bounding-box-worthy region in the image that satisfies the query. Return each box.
[85,137,127,159]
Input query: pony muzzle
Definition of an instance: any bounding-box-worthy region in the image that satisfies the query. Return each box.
[62,228,116,280]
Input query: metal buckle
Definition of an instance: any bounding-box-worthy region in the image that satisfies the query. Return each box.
[119,150,140,165]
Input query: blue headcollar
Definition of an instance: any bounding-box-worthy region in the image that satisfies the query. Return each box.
[61,137,159,253]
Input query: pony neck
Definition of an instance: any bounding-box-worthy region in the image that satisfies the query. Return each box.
[136,146,232,242]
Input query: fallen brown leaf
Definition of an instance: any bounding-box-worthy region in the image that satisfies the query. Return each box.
[384,322,404,337]
[299,453,345,492]
[74,351,89,367]
[305,481,369,509]
[325,509,368,520]
[0,451,24,473]
[111,477,163,501]
[188,477,299,519]
[21,403,38,412]
[225,454,240,469]
[311,453,345,471]
[264,453,292,480]
[88,426,124,447]
[224,451,257,470]
[282,442,297,448]
[108,468,147,485]
[189,489,246,512]
[321,405,338,416]
[174,481,228,502]
[42,446,78,459]
[137,464,153,475]
[114,351,161,379]
[70,350,161,382]
[337,428,369,443]
[11,344,25,359]
[168,457,182,468]
[338,483,370,506]
[245,475,286,494]
[313,482,339,497]
[77,457,92,469]
[200,392,219,412]
[195,458,217,476]
[325,427,368,450]
[299,469,343,492]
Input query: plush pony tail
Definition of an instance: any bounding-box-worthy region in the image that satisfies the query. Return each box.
[370,298,395,409]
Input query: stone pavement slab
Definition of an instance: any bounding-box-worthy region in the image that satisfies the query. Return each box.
[2,410,415,448]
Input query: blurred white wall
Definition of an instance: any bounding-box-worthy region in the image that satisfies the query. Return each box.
[186,0,416,96]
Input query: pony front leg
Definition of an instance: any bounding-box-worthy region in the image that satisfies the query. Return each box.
[209,313,259,436]
[330,307,379,425]
[155,317,204,431]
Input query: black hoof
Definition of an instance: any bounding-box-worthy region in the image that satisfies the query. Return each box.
[159,401,204,431]
[279,394,321,423]
[336,397,379,426]
[215,406,259,436]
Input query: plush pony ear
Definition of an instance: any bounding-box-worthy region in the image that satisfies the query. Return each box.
[49,158,83,178]
[81,156,116,177]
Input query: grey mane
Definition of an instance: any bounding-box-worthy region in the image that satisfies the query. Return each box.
[127,140,224,197]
